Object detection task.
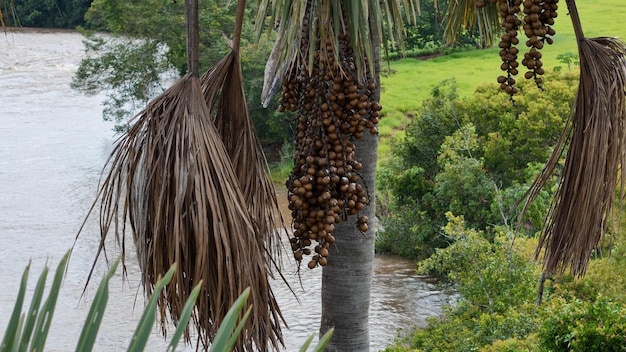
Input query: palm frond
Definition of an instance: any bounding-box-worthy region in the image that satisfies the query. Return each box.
[201,0,289,274]
[443,0,500,48]
[534,36,626,277]
[256,0,420,103]
[75,0,285,349]
[200,51,289,271]
[521,0,626,277]
[79,73,284,350]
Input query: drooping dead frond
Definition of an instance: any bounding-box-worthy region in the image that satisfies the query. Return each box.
[200,1,288,270]
[76,0,285,349]
[81,73,284,350]
[200,48,288,271]
[534,35,626,277]
[522,0,626,277]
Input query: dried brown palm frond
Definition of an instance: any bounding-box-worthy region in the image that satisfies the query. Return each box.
[200,2,288,270]
[522,0,626,277]
[75,0,285,350]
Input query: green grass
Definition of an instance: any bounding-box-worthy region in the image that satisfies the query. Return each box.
[378,0,626,163]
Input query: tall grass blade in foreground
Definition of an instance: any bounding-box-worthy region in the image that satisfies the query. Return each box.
[0,261,31,352]
[30,252,68,350]
[127,264,176,351]
[523,0,626,277]
[75,258,120,351]
[75,0,284,350]
[0,251,69,352]
[166,279,202,352]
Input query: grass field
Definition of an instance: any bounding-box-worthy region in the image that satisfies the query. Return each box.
[378,0,626,163]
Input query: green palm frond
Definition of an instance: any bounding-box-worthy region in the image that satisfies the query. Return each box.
[0,252,69,352]
[443,0,500,48]
[256,0,420,97]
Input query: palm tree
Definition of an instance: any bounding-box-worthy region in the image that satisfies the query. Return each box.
[254,1,439,350]
[257,0,626,348]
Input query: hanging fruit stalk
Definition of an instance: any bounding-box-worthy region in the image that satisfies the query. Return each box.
[280,16,380,269]
[477,0,559,95]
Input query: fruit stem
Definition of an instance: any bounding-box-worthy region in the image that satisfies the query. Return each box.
[565,0,585,43]
[233,0,247,52]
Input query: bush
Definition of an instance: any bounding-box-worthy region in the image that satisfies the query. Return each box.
[538,298,626,352]
[417,214,537,312]
[376,71,576,259]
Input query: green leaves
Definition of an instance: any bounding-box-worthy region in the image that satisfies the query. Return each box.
[0,256,200,352]
[255,0,421,85]
[75,258,120,351]
[1,254,333,351]
[1,251,69,352]
[126,265,177,352]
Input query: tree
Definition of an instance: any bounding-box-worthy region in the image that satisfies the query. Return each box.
[253,1,501,350]
[10,0,91,28]
[72,0,292,145]
[69,0,503,349]
[377,72,576,260]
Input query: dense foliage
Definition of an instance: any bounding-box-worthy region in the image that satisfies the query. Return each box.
[4,0,91,28]
[71,0,293,147]
[382,214,626,351]
[379,67,626,351]
[376,71,577,260]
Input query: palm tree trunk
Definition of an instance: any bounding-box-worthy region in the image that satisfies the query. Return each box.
[320,132,378,351]
[320,12,380,350]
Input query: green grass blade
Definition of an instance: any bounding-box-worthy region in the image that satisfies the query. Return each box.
[74,257,120,352]
[166,280,202,352]
[298,328,333,352]
[10,314,26,352]
[223,306,252,351]
[18,263,49,352]
[0,262,30,352]
[298,334,314,352]
[312,328,334,352]
[30,251,70,351]
[209,287,250,352]
[126,264,176,352]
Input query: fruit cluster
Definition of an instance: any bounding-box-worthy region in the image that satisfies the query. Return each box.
[496,0,523,95]
[521,0,558,87]
[279,31,380,269]
[476,0,559,95]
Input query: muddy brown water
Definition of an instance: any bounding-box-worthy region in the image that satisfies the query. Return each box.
[0,29,452,351]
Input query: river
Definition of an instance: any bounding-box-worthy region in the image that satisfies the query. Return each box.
[0,28,451,351]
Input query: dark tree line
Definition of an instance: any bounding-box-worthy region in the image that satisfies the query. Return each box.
[5,0,92,28]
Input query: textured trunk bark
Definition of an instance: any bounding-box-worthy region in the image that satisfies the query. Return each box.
[319,131,378,351]
[319,6,381,351]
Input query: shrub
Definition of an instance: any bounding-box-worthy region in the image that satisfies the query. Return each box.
[538,297,626,352]
[376,72,575,259]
